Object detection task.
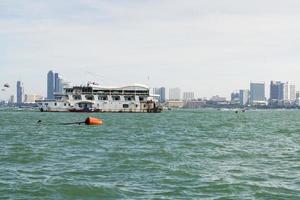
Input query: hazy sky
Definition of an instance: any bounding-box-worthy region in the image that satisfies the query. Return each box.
[1,0,300,100]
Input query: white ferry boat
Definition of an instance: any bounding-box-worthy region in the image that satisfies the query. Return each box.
[36,83,162,113]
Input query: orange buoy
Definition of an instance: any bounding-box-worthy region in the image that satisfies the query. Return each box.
[85,117,103,125]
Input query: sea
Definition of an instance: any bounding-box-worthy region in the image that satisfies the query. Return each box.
[0,109,300,199]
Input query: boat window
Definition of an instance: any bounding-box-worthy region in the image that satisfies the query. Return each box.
[85,95,94,100]
[64,103,67,106]
[82,87,92,93]
[65,89,73,93]
[45,103,48,106]
[54,103,57,106]
[98,95,108,100]
[102,90,110,95]
[125,96,135,101]
[112,96,120,101]
[123,104,129,108]
[139,97,145,101]
[124,90,136,95]
[73,95,82,100]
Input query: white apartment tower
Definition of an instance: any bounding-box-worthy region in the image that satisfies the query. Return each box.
[183,92,195,101]
[169,88,181,100]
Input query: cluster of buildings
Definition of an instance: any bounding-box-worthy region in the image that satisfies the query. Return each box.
[4,70,68,107]
[7,81,43,106]
[153,81,300,109]
[47,70,69,99]
[230,81,300,108]
[152,87,198,108]
[152,87,195,102]
[3,73,300,110]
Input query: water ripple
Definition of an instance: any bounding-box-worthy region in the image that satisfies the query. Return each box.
[1,110,300,199]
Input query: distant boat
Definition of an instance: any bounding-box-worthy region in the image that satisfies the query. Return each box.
[4,83,9,88]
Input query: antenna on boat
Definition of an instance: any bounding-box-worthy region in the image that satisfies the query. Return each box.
[147,75,151,89]
[85,71,104,84]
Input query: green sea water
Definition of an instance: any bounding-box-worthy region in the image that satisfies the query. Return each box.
[0,109,300,199]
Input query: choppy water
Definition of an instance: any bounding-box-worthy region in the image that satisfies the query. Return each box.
[0,109,300,199]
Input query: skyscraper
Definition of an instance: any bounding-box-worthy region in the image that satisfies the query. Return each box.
[289,84,296,102]
[54,72,60,93]
[284,82,289,102]
[283,82,296,103]
[47,70,55,99]
[269,81,284,104]
[250,82,266,104]
[16,81,24,106]
[48,70,65,99]
[153,87,166,103]
[169,87,181,100]
[239,89,249,106]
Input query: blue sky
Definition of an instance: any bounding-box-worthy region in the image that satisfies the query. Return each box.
[1,0,300,100]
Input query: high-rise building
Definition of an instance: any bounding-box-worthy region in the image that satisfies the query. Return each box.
[282,82,296,103]
[239,89,250,106]
[269,81,296,105]
[153,87,166,103]
[250,82,266,104]
[169,87,181,100]
[284,82,289,102]
[269,81,284,105]
[16,81,24,106]
[48,70,65,99]
[47,70,55,99]
[289,84,296,102]
[183,92,194,101]
[58,77,64,93]
[54,72,60,93]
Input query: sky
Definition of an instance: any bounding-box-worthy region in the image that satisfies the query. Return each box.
[1,0,300,100]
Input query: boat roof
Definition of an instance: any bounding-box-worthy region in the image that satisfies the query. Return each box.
[88,83,150,91]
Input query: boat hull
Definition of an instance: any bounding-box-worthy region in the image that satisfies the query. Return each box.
[37,100,162,113]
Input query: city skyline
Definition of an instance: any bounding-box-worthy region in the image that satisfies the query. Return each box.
[2,1,300,100]
[2,77,300,102]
